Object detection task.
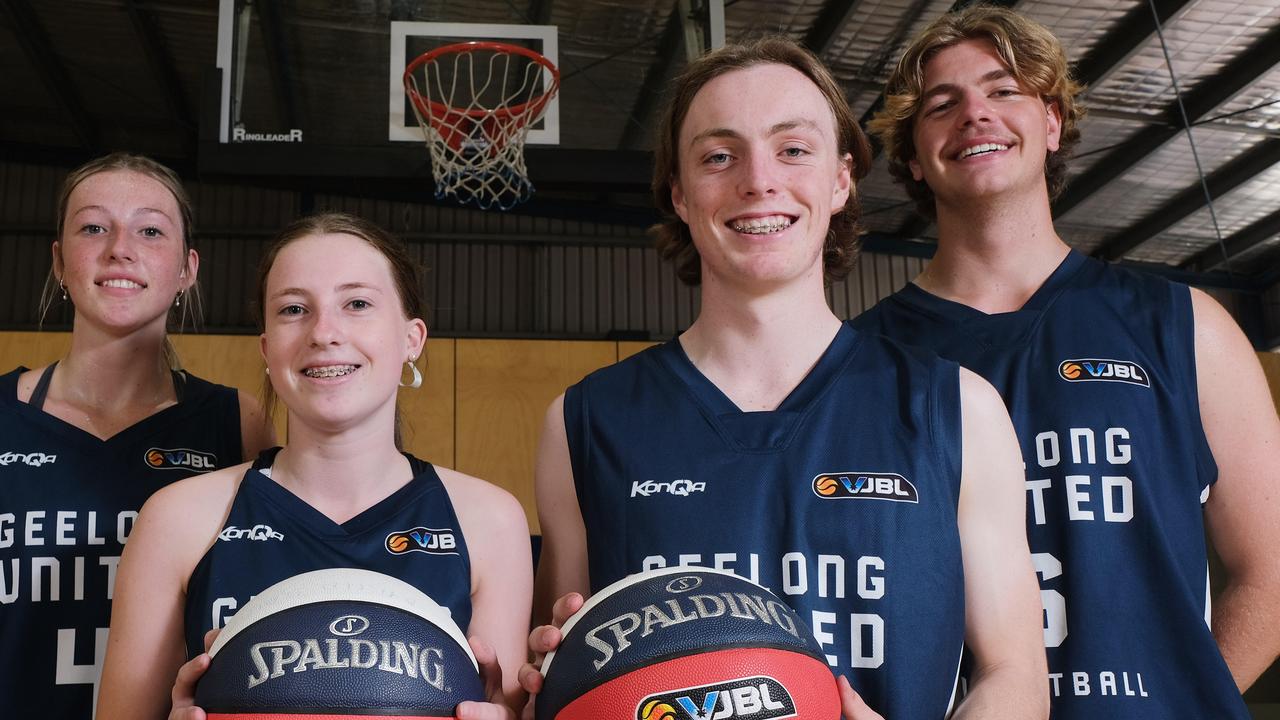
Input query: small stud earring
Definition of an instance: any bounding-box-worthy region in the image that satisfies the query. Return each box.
[400,356,423,389]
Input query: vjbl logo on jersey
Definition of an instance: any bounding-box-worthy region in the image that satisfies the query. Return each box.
[638,677,796,720]
[145,447,217,471]
[1058,359,1150,387]
[812,472,918,503]
[386,527,459,556]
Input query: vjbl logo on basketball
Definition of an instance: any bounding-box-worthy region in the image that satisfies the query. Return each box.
[812,472,918,503]
[386,527,458,555]
[637,677,796,720]
[1058,359,1150,387]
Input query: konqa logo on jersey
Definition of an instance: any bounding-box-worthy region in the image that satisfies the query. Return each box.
[219,524,285,542]
[637,676,796,720]
[631,478,706,498]
[145,447,218,471]
[0,451,56,467]
[812,472,918,503]
[1058,359,1150,387]
[386,527,459,556]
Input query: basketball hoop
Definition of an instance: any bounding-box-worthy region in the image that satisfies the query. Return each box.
[403,41,561,210]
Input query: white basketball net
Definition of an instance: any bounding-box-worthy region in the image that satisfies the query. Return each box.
[405,45,559,210]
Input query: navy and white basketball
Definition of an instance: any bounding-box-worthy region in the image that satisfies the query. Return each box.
[537,567,839,720]
[195,568,483,719]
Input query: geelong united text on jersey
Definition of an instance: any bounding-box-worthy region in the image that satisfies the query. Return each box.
[183,450,474,660]
[0,369,241,717]
[565,326,968,719]
[852,251,1250,719]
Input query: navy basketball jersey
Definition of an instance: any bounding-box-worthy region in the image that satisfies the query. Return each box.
[0,367,242,718]
[565,324,967,719]
[184,448,473,658]
[854,250,1248,719]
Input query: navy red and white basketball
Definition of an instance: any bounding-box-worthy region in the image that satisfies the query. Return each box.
[536,567,839,720]
[195,568,483,719]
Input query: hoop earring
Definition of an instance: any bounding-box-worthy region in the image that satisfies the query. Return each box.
[400,357,423,389]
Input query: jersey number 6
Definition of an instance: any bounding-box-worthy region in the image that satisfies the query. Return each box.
[1032,553,1067,648]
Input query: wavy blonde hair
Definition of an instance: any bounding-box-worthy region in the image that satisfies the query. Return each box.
[868,4,1085,218]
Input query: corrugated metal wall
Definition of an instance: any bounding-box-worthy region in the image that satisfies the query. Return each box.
[0,159,1261,344]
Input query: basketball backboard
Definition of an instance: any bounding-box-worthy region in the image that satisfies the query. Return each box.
[201,2,655,200]
[215,3,559,148]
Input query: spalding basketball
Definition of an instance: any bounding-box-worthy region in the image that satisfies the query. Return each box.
[537,567,839,720]
[195,568,483,719]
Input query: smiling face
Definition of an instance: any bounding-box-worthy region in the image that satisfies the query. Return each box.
[670,63,851,292]
[55,169,196,336]
[908,39,1061,208]
[259,232,426,436]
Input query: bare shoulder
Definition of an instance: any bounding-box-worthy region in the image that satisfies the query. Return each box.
[1188,288,1269,400]
[129,462,250,590]
[435,466,531,590]
[139,462,247,539]
[436,466,526,525]
[956,366,1004,413]
[1189,288,1249,354]
[1189,285,1229,317]
[544,392,568,437]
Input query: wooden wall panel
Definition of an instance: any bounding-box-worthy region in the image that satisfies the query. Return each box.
[398,338,456,468]
[1259,351,1280,412]
[0,330,71,370]
[454,339,617,532]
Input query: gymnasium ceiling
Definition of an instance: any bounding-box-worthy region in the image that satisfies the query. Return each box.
[2,0,1278,290]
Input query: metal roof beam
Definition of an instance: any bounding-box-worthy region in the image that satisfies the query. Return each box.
[1184,207,1280,273]
[1072,0,1193,89]
[1055,20,1280,219]
[1,0,101,150]
[618,5,685,150]
[124,0,195,137]
[1052,127,1178,217]
[805,0,864,56]
[1093,138,1280,261]
[1177,23,1280,121]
